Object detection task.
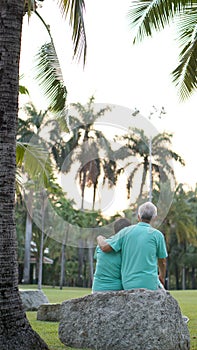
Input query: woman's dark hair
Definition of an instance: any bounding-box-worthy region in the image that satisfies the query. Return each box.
[114,217,131,233]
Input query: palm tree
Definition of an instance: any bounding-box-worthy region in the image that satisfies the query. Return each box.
[16,140,52,284]
[115,128,185,201]
[0,2,48,348]
[17,101,72,287]
[18,103,48,141]
[0,0,86,348]
[128,0,197,100]
[60,96,117,210]
[164,184,197,245]
[159,184,197,289]
[17,104,52,285]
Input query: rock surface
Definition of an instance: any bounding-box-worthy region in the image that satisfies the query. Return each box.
[59,289,190,350]
[19,289,49,311]
[37,303,62,322]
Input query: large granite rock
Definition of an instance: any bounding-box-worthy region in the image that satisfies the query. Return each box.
[59,289,190,350]
[19,289,49,311]
[37,303,62,322]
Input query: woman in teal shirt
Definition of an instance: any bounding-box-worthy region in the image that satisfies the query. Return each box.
[92,218,131,292]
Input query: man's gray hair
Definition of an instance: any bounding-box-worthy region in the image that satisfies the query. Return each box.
[138,202,157,221]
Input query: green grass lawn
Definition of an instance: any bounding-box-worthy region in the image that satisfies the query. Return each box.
[170,290,197,350]
[20,285,197,350]
[22,285,91,350]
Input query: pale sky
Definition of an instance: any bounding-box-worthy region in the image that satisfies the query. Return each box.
[20,0,197,211]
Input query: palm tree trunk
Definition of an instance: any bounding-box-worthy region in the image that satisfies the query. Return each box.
[60,227,69,289]
[175,264,180,290]
[182,266,186,290]
[0,1,48,348]
[92,182,98,210]
[60,242,66,289]
[23,189,33,283]
[78,239,84,287]
[182,242,186,290]
[139,161,148,199]
[38,190,46,290]
[148,137,152,202]
[87,239,94,287]
[191,267,196,289]
[80,170,86,210]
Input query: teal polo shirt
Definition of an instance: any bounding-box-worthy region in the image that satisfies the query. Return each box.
[92,238,123,292]
[108,222,168,291]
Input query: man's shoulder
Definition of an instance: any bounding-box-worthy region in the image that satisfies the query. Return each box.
[117,224,136,237]
[150,227,165,238]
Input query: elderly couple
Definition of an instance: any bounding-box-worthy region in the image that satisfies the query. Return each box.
[92,201,167,292]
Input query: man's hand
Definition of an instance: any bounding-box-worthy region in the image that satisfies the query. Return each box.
[158,258,167,287]
[97,235,112,252]
[159,274,165,286]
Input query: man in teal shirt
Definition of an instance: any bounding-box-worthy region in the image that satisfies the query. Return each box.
[92,218,131,292]
[97,202,167,291]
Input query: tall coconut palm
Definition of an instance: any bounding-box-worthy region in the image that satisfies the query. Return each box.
[162,184,197,245]
[115,128,185,200]
[17,104,51,285]
[0,1,48,348]
[128,0,197,100]
[0,0,86,348]
[60,96,117,210]
[17,101,71,286]
[159,184,197,289]
[16,139,52,285]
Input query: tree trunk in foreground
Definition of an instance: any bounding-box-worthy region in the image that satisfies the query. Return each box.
[23,189,33,284]
[0,1,48,348]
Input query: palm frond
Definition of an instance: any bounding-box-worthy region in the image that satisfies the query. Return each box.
[57,0,87,65]
[15,169,25,195]
[128,0,193,44]
[94,105,111,119]
[23,102,49,129]
[16,142,52,186]
[128,0,197,99]
[55,113,69,133]
[19,84,29,95]
[60,127,82,172]
[128,0,173,43]
[69,98,111,129]
[126,164,141,198]
[168,150,185,165]
[102,160,118,187]
[23,0,36,17]
[152,132,172,145]
[35,41,67,113]
[113,146,132,161]
[172,11,197,100]
[68,103,86,125]
[93,130,113,155]
[19,74,29,95]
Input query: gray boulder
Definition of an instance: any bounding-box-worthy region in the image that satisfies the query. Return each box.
[37,303,62,322]
[59,289,190,350]
[19,289,49,311]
